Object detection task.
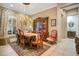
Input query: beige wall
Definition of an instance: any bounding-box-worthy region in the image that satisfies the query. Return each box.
[31,7,57,35]
[0,8,3,36]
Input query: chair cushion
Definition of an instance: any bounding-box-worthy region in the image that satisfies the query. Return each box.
[47,37,54,42]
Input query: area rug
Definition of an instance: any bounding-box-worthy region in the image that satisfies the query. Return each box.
[10,42,50,56]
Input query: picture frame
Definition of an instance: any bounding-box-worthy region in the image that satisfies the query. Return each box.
[51,19,56,26]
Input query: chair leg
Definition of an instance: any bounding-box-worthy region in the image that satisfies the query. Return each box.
[37,45,39,52]
[23,43,25,49]
[17,39,19,45]
[30,43,32,48]
[20,43,25,49]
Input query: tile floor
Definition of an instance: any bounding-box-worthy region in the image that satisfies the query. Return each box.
[0,38,78,56]
[42,38,77,56]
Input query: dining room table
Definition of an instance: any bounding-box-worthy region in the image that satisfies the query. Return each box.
[24,32,39,40]
[23,31,40,48]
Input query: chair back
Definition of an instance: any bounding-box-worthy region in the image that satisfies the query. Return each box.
[37,33,43,44]
[31,33,43,44]
[51,30,57,40]
[18,29,24,41]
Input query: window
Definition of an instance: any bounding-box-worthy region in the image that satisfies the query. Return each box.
[7,15,16,35]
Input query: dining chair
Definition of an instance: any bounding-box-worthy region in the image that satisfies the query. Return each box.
[16,29,20,45]
[19,30,26,49]
[31,34,43,52]
[46,30,57,43]
[24,36,30,47]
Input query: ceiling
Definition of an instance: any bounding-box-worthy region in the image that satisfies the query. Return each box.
[62,3,78,11]
[0,3,57,15]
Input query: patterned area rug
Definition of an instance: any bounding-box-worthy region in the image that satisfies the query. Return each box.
[10,42,50,56]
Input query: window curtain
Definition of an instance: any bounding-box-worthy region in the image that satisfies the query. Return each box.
[1,9,8,37]
[0,8,7,37]
[0,8,3,36]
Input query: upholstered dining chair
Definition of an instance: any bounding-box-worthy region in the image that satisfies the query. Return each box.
[47,30,57,43]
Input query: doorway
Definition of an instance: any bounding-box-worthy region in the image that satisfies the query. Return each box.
[67,15,78,39]
[61,4,79,39]
[60,4,79,55]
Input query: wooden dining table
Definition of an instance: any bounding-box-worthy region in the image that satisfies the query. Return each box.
[24,32,39,40]
[23,32,40,48]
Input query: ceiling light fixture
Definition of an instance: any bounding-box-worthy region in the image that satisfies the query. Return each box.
[23,3,30,5]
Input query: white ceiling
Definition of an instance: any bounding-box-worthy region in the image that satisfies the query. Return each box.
[0,3,57,15]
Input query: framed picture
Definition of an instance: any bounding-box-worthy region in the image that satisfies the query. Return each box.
[51,19,56,26]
